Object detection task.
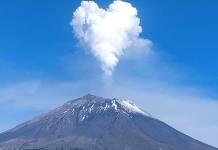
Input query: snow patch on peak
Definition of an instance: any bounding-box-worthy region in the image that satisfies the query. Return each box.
[119,100,150,116]
[63,95,151,119]
[111,99,118,110]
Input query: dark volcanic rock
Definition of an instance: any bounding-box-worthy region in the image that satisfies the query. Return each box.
[0,94,217,150]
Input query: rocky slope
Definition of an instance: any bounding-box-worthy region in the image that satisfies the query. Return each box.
[0,94,217,150]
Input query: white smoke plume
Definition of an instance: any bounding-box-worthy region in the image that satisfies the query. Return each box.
[71,0,152,75]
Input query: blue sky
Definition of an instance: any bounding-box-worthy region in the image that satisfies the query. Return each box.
[0,0,218,147]
[0,0,218,88]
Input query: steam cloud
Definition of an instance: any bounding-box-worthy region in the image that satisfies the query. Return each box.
[71,0,152,75]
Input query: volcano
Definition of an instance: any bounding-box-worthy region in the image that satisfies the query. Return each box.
[0,94,217,150]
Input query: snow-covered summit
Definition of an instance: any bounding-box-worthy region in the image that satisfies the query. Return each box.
[63,94,151,117]
[10,94,150,133]
[119,100,150,116]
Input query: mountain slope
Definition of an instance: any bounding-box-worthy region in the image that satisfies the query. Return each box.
[0,94,217,150]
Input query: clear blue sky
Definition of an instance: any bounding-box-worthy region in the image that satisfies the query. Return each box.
[0,0,218,147]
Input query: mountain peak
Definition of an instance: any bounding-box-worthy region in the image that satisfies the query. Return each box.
[64,94,150,117]
[0,94,217,150]
[82,93,98,99]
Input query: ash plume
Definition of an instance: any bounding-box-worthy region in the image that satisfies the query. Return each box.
[71,0,152,75]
